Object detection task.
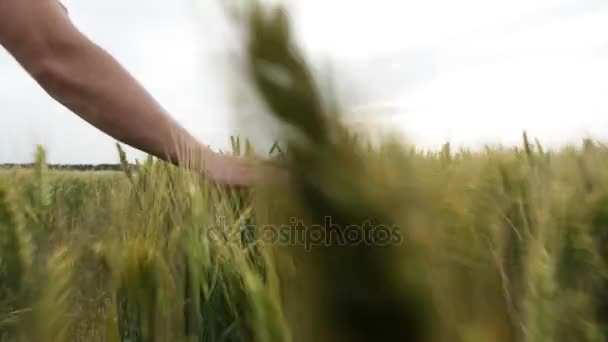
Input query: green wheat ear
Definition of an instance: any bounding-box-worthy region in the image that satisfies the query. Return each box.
[523,131,536,166]
[32,246,78,342]
[0,186,33,297]
[246,3,328,146]
[110,239,176,342]
[116,143,144,209]
[0,186,34,339]
[116,143,133,179]
[27,146,52,263]
[34,146,51,222]
[244,3,434,341]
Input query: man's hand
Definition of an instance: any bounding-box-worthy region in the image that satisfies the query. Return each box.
[202,149,292,186]
[202,151,258,186]
[0,0,258,186]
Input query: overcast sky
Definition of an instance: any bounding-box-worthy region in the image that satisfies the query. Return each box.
[1,0,608,163]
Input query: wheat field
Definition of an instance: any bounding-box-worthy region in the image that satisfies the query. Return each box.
[2,3,608,342]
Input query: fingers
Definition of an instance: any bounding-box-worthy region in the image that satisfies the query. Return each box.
[201,151,293,187]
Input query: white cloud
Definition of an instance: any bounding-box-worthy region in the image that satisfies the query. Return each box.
[293,0,608,148]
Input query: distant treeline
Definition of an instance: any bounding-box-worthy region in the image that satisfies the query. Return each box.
[0,163,129,171]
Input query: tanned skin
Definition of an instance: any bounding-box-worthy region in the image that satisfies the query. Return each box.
[0,0,258,186]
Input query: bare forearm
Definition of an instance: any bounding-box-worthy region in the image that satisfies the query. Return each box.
[0,0,260,186]
[0,0,206,166]
[31,37,204,166]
